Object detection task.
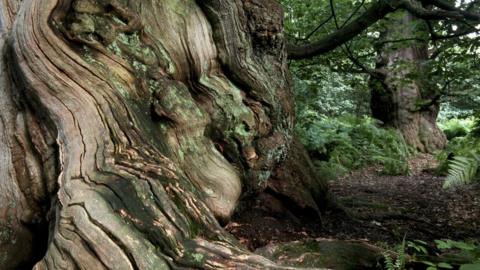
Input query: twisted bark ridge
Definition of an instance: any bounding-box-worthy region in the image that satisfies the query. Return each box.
[0,0,327,269]
[370,11,446,153]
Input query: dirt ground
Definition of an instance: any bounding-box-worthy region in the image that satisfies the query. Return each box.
[227,154,480,251]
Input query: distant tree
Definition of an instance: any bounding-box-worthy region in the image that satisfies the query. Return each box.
[369,11,447,153]
[283,0,480,152]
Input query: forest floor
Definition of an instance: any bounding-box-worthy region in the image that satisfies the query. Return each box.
[227,154,480,251]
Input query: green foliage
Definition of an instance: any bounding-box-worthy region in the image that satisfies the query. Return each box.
[438,137,480,165]
[383,237,407,270]
[281,0,374,118]
[407,240,429,255]
[439,103,477,123]
[443,154,480,188]
[296,114,411,178]
[431,240,480,270]
[436,135,480,187]
[435,240,478,251]
[434,37,480,121]
[438,118,475,140]
[421,261,454,270]
[292,66,370,117]
[389,239,480,270]
[281,0,480,182]
[460,264,480,270]
[471,113,480,137]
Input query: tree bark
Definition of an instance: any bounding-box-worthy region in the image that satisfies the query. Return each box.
[0,0,328,269]
[370,11,446,153]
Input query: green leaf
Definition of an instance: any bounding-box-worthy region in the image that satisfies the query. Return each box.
[414,240,428,245]
[421,261,437,266]
[460,263,480,270]
[435,240,452,249]
[437,262,453,269]
[450,241,476,251]
[443,154,479,188]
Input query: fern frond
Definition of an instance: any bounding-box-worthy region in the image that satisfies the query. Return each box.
[444,153,480,188]
[383,253,395,270]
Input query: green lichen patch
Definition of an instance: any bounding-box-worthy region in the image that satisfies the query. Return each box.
[115,33,157,66]
[190,252,205,263]
[0,225,13,245]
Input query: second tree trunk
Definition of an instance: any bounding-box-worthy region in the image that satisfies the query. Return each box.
[370,11,446,153]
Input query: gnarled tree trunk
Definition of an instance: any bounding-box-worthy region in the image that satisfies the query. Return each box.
[0,0,328,269]
[370,11,446,153]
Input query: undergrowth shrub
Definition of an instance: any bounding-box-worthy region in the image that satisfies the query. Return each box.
[296,113,412,179]
[383,237,407,270]
[437,136,480,188]
[438,118,475,140]
[394,238,480,270]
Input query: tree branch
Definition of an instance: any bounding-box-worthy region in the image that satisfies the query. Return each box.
[342,43,385,78]
[302,14,334,41]
[341,0,366,28]
[287,0,400,60]
[330,0,340,29]
[403,0,480,20]
[286,0,480,60]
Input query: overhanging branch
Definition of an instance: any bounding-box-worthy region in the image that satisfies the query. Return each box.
[287,0,399,60]
[403,0,480,20]
[286,0,480,60]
